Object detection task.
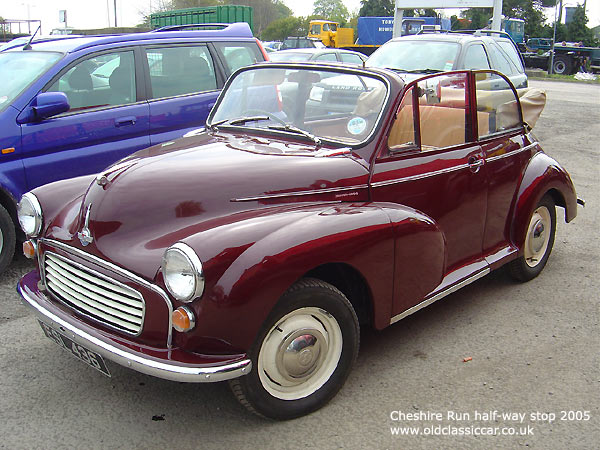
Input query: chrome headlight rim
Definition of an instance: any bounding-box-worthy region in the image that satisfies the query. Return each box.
[162,242,205,303]
[17,192,43,237]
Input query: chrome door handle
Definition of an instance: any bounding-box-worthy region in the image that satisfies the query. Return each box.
[468,156,484,173]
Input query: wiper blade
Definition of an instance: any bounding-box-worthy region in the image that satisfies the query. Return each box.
[405,68,443,74]
[208,115,270,129]
[268,124,321,146]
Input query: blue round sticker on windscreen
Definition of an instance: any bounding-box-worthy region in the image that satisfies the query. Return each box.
[347,117,367,135]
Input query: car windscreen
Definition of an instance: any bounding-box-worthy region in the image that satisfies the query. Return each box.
[366,40,460,72]
[0,51,62,113]
[268,52,312,62]
[209,66,388,146]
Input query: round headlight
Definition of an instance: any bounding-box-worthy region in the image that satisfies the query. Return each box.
[162,243,204,302]
[17,193,43,237]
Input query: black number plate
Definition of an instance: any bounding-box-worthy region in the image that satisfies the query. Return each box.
[39,321,111,377]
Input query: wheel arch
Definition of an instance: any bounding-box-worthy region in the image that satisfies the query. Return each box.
[510,152,577,251]
[304,262,374,328]
[0,186,20,238]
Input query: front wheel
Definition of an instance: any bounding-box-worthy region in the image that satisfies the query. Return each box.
[229,278,359,420]
[0,205,16,274]
[509,195,556,282]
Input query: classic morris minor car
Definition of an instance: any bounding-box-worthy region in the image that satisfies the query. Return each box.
[17,62,580,420]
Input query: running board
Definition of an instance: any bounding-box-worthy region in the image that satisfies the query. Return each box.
[390,268,490,325]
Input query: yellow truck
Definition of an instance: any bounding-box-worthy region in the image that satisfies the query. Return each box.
[308,20,378,55]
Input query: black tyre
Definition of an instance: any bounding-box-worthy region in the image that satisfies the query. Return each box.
[553,55,572,75]
[0,204,16,274]
[229,278,359,420]
[509,195,556,282]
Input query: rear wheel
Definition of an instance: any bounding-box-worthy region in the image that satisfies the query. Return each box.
[229,278,359,420]
[509,195,556,282]
[553,55,572,75]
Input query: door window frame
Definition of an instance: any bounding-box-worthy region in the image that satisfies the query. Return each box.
[141,42,220,101]
[42,46,147,117]
[382,70,524,159]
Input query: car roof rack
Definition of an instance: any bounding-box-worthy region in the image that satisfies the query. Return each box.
[152,23,230,32]
[451,29,514,40]
[417,29,452,35]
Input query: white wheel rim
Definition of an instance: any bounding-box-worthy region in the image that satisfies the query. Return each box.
[258,307,343,401]
[524,205,551,268]
[0,227,3,254]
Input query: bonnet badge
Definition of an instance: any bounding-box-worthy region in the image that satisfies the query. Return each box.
[77,204,94,246]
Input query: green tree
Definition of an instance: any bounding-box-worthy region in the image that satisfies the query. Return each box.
[313,0,349,25]
[358,0,394,17]
[225,1,292,35]
[565,5,598,46]
[460,8,492,29]
[261,15,303,41]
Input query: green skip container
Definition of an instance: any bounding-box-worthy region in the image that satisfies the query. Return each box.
[150,5,254,33]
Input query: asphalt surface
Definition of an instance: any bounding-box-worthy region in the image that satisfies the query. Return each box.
[0,80,598,449]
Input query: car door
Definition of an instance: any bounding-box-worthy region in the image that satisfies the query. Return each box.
[370,72,488,315]
[473,70,531,258]
[20,48,150,190]
[144,43,222,145]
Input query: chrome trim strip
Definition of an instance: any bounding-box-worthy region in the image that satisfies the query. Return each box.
[231,184,369,202]
[390,268,490,325]
[485,142,537,163]
[40,239,174,348]
[371,164,470,188]
[19,282,251,383]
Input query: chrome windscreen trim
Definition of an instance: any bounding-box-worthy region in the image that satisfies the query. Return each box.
[485,142,537,163]
[390,268,490,325]
[19,282,251,383]
[371,164,470,188]
[231,184,369,202]
[39,239,174,348]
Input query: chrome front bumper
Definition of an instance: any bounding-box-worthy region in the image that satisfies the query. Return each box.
[18,271,252,383]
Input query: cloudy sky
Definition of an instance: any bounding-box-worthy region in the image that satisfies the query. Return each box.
[1,0,598,34]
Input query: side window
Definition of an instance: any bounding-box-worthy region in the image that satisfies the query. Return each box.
[145,45,217,99]
[340,53,364,65]
[388,86,416,151]
[214,42,261,75]
[495,41,524,72]
[475,72,521,138]
[315,53,338,62]
[311,24,321,34]
[418,73,467,150]
[463,44,490,70]
[47,50,135,112]
[486,43,516,76]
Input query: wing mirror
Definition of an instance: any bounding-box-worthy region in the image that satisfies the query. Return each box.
[18,92,70,123]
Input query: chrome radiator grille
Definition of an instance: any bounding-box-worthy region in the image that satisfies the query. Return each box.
[43,252,144,334]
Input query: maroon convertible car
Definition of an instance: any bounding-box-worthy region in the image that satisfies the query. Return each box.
[17,62,581,419]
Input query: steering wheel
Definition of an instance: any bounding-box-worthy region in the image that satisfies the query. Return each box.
[242,109,287,126]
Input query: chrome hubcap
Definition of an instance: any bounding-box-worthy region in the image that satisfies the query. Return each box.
[524,206,551,268]
[279,330,327,381]
[258,307,343,400]
[530,220,545,253]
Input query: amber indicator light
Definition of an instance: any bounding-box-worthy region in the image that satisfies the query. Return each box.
[172,307,195,332]
[2,148,15,154]
[23,240,36,259]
